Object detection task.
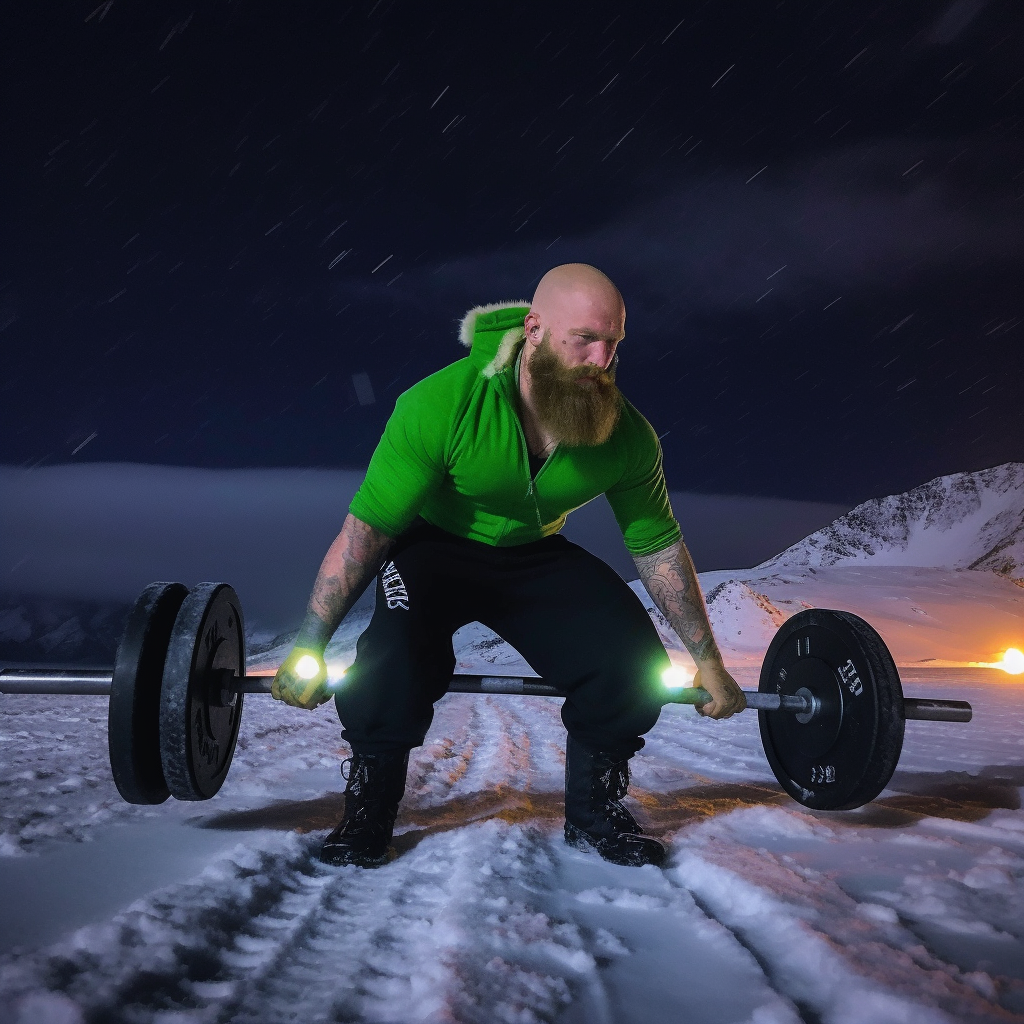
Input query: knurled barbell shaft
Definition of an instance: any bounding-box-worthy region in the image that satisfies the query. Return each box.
[0,668,972,721]
[0,670,114,695]
[0,669,561,697]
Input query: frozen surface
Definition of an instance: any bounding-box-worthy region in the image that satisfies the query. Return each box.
[2,561,1023,1023]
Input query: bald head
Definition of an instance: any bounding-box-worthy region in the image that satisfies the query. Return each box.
[523,264,625,371]
[530,264,624,332]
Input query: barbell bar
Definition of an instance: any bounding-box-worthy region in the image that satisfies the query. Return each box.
[0,667,970,720]
[0,581,973,812]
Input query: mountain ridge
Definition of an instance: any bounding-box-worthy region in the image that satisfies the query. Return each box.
[757,462,1024,584]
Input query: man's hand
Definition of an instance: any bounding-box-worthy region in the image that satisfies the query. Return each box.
[693,663,746,719]
[271,648,332,710]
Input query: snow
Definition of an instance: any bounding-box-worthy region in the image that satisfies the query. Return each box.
[2,654,1021,1021]
[1,466,1023,1022]
[759,463,1024,583]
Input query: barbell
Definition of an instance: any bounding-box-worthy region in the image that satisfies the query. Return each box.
[0,581,971,811]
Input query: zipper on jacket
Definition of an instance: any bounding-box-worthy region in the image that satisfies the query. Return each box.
[517,422,544,530]
[499,363,546,530]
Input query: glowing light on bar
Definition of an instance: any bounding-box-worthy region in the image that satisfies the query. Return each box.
[325,665,348,690]
[662,665,694,690]
[295,654,321,680]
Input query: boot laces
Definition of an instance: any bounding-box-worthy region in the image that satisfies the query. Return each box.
[595,759,629,802]
[340,755,403,828]
[591,757,637,832]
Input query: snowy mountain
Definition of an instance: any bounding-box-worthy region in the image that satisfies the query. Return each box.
[702,580,789,650]
[628,578,792,661]
[0,595,132,666]
[4,464,1021,670]
[757,462,1024,584]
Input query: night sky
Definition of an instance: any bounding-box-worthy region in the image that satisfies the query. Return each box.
[2,1,1021,504]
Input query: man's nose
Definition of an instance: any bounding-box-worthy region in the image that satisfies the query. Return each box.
[591,341,617,369]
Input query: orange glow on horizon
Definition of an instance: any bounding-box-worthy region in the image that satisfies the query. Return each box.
[967,648,1024,675]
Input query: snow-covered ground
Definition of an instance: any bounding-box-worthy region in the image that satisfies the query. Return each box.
[1,464,1023,1023]
[2,597,1023,1022]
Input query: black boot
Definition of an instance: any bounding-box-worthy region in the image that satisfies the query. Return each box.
[319,750,410,867]
[563,736,665,867]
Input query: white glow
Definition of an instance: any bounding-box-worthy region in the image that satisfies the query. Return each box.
[662,665,694,690]
[295,654,321,680]
[1000,648,1024,675]
[325,667,348,690]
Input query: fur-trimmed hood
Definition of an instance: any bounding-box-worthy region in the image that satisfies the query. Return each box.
[458,301,531,378]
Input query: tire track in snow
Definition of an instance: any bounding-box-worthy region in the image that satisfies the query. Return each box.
[220,822,587,1023]
[445,695,535,796]
[642,703,774,784]
[0,835,314,1022]
[668,835,1016,1024]
[498,691,567,785]
[0,823,656,1024]
[402,695,568,841]
[548,841,803,1024]
[417,694,560,806]
[408,696,481,806]
[217,843,455,1024]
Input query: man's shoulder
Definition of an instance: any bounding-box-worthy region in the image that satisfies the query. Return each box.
[613,394,659,447]
[399,356,478,401]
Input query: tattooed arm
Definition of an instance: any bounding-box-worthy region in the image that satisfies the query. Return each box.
[633,538,746,720]
[304,514,395,639]
[272,514,394,709]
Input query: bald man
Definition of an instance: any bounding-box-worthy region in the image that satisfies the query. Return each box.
[273,264,745,868]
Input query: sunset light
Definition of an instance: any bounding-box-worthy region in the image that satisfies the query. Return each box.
[969,648,1024,675]
[999,648,1024,675]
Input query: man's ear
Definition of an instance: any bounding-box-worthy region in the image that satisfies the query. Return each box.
[523,310,543,344]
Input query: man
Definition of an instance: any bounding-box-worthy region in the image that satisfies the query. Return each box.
[272,264,745,869]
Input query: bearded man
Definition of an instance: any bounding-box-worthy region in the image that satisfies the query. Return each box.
[272,263,745,868]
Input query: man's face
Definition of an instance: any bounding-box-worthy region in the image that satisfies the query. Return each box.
[526,328,622,447]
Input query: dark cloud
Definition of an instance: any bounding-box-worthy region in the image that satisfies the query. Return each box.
[924,0,990,45]
[379,133,1020,315]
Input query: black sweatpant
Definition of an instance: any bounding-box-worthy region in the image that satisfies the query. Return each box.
[334,519,671,758]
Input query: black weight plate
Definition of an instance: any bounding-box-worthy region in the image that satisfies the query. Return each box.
[159,583,245,800]
[758,609,905,811]
[108,582,188,804]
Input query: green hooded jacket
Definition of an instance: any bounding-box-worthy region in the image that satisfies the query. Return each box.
[348,301,681,556]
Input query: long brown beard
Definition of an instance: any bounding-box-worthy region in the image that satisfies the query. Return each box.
[526,332,622,447]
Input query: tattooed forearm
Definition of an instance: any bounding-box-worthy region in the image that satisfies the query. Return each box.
[633,539,722,665]
[298,514,394,648]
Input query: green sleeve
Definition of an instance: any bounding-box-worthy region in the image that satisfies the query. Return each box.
[605,408,682,557]
[348,386,448,537]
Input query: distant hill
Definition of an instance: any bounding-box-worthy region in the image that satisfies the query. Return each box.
[0,595,132,666]
[4,463,1021,669]
[757,462,1024,584]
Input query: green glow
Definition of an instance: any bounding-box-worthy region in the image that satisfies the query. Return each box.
[662,665,693,690]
